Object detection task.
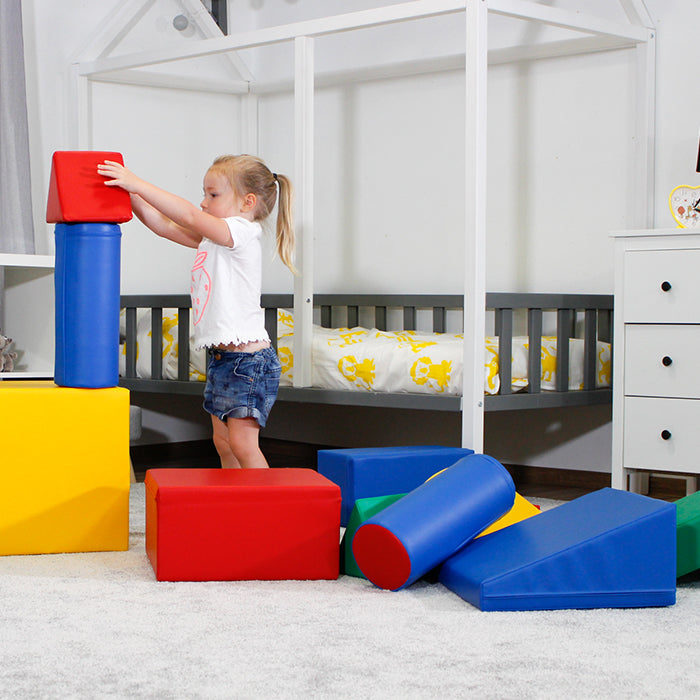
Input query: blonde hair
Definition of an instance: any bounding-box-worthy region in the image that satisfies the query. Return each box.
[209,154,296,273]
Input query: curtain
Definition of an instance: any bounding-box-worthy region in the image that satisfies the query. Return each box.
[0,0,35,254]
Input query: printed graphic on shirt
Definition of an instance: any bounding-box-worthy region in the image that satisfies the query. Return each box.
[191,250,211,326]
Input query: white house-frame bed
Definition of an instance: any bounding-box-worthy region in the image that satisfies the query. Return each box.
[72,0,656,452]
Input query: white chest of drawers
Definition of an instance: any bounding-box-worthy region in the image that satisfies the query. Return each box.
[611,228,700,492]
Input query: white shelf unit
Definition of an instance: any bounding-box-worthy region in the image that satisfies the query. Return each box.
[611,228,700,495]
[0,253,55,379]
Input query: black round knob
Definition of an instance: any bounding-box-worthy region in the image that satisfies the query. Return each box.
[662,356,673,366]
[661,281,672,292]
[661,429,672,441]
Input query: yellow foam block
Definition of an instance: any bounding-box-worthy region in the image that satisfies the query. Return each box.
[477,492,541,538]
[0,381,130,555]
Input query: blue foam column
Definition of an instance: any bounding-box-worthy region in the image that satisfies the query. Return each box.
[439,488,677,611]
[54,222,122,388]
[352,454,515,590]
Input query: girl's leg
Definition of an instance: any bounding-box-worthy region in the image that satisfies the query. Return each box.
[226,416,269,469]
[211,415,242,468]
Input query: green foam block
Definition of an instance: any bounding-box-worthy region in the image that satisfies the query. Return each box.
[340,493,406,578]
[676,490,700,578]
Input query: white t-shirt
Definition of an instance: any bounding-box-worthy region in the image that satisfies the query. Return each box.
[190,217,269,349]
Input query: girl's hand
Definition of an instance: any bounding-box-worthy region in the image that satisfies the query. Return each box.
[97,160,143,193]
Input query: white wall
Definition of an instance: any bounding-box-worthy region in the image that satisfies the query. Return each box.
[90,80,244,293]
[20,0,700,471]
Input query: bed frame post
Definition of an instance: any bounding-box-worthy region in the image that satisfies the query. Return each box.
[241,94,259,154]
[293,36,315,388]
[462,0,488,453]
[618,0,656,228]
[70,65,91,149]
[634,27,656,228]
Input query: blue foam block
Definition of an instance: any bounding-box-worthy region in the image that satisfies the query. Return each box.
[317,446,474,526]
[439,488,676,611]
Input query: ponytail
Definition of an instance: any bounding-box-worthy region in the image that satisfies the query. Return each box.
[273,173,296,274]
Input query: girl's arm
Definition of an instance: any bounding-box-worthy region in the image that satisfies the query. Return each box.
[97,161,233,247]
[130,194,201,248]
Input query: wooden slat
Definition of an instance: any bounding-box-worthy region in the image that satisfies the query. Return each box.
[177,306,190,381]
[375,306,387,331]
[583,309,597,390]
[527,308,542,394]
[403,306,416,331]
[151,307,163,380]
[598,307,612,343]
[556,308,573,392]
[433,306,446,333]
[320,305,332,328]
[265,306,278,351]
[125,306,137,378]
[495,308,513,395]
[348,305,359,328]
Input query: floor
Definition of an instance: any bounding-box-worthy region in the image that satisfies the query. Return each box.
[131,438,690,502]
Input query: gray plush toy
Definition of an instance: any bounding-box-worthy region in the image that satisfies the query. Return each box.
[0,331,18,372]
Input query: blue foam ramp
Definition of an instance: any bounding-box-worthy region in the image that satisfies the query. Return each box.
[318,446,473,526]
[439,488,676,611]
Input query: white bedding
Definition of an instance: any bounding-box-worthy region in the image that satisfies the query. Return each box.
[120,308,611,396]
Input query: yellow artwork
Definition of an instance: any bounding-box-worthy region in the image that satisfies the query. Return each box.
[338,356,376,390]
[278,309,294,329]
[279,346,294,376]
[539,340,557,383]
[376,331,437,353]
[161,314,178,357]
[598,346,611,386]
[329,329,368,347]
[484,339,500,393]
[410,357,452,392]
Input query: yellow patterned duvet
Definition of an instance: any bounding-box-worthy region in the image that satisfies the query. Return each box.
[120,309,611,396]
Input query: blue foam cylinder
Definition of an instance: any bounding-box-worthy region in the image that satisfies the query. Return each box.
[54,222,122,388]
[352,454,515,590]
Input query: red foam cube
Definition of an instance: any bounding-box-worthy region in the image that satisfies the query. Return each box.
[46,151,132,223]
[145,468,341,582]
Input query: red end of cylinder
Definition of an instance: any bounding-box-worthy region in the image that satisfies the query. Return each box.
[352,523,412,590]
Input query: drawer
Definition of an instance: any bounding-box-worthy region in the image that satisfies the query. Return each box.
[624,324,700,398]
[623,249,700,323]
[623,397,700,472]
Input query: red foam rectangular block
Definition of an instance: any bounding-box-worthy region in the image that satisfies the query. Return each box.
[46,151,133,223]
[145,468,342,582]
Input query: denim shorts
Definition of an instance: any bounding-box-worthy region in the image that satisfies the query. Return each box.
[203,346,281,428]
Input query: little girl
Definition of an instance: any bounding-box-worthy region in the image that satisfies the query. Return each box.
[98,155,295,469]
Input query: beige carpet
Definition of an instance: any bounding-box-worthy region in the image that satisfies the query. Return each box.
[0,484,697,699]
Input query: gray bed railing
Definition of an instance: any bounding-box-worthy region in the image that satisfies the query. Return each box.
[120,292,613,411]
